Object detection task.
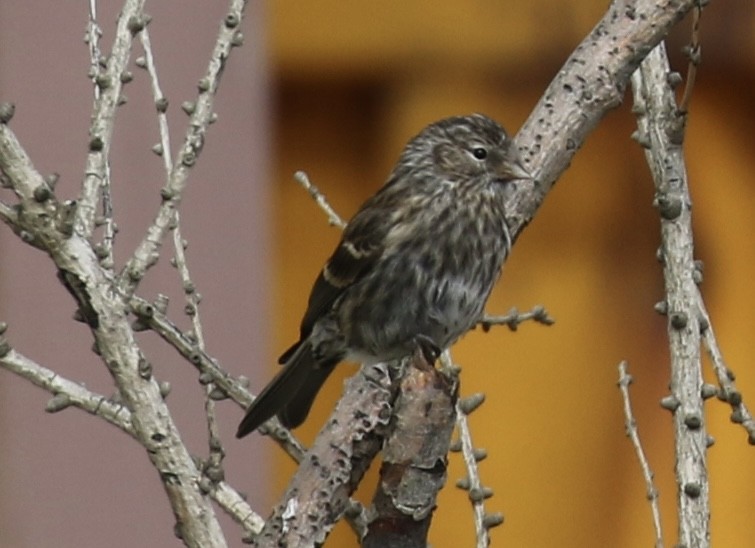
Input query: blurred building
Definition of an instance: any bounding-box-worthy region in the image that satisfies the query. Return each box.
[268,2,755,547]
[0,2,753,547]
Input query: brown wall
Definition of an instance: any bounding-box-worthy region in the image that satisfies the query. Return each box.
[269,2,755,547]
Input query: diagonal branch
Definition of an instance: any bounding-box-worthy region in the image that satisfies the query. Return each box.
[697,294,755,442]
[130,295,307,463]
[254,361,397,545]
[510,0,699,242]
[0,341,134,436]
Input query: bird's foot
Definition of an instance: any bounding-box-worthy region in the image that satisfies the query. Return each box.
[413,334,441,367]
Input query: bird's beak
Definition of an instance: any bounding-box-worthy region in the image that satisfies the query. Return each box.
[497,147,533,181]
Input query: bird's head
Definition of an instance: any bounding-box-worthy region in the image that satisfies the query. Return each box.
[400,114,531,188]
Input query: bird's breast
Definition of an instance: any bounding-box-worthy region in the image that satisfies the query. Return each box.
[336,197,508,360]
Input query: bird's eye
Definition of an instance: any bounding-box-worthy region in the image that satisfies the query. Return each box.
[471,147,487,160]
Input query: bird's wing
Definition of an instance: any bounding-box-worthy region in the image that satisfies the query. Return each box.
[278,187,401,364]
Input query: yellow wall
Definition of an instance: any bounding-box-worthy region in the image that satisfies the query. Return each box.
[267,3,755,546]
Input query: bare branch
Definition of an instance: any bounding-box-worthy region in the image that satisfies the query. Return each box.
[511,0,698,240]
[207,480,264,539]
[617,361,664,548]
[76,0,147,238]
[0,116,51,203]
[631,42,709,545]
[130,295,307,463]
[85,0,104,101]
[697,295,755,442]
[84,1,117,270]
[254,361,396,545]
[139,26,174,173]
[679,3,703,114]
[293,170,347,229]
[0,343,134,436]
[139,22,231,489]
[452,373,500,548]
[479,305,554,332]
[363,351,457,548]
[169,213,230,489]
[119,0,249,295]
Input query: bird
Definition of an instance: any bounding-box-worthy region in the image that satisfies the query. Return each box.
[236,113,531,438]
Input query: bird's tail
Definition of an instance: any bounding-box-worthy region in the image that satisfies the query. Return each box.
[236,342,336,438]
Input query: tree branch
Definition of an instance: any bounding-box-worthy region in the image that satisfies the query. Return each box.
[631,42,710,546]
[478,305,554,332]
[697,295,755,442]
[0,100,227,548]
[510,0,698,242]
[618,361,664,548]
[207,480,265,540]
[453,388,501,548]
[76,0,147,238]
[119,0,249,296]
[363,352,457,548]
[253,361,399,545]
[0,336,134,436]
[293,170,347,229]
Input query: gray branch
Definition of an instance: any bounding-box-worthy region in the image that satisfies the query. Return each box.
[76,0,147,238]
[618,361,664,547]
[0,341,133,436]
[119,0,248,296]
[510,0,697,241]
[698,296,755,441]
[253,361,396,546]
[631,42,710,546]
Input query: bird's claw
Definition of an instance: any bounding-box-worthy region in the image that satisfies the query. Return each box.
[413,334,441,366]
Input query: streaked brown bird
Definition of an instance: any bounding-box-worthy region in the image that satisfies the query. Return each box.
[237,114,530,438]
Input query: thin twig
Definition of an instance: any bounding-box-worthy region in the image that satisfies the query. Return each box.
[130,295,307,463]
[678,3,703,114]
[140,20,230,496]
[0,346,134,436]
[139,26,173,173]
[479,305,554,332]
[85,0,103,102]
[119,0,248,296]
[84,0,116,270]
[170,212,229,501]
[617,361,664,548]
[293,170,347,229]
[697,293,755,443]
[443,352,499,548]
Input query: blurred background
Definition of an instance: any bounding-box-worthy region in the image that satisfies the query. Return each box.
[1,1,754,547]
